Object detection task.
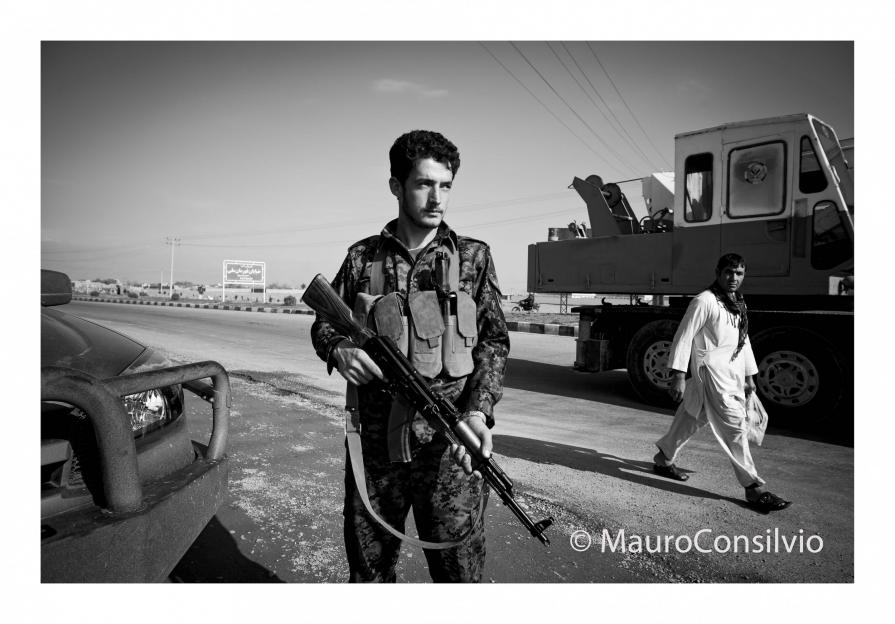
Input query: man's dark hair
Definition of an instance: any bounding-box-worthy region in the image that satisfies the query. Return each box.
[389,130,460,184]
[715,253,746,273]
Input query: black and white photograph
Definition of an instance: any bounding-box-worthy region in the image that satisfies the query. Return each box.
[14,0,887,620]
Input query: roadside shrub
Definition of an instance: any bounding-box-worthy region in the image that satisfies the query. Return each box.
[171,293,180,301]
[139,292,147,297]
[283,295,297,306]
[89,290,100,297]
[126,291,138,298]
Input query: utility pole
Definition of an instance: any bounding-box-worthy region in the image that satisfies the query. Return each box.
[166,237,181,298]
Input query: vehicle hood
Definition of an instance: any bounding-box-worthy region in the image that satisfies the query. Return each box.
[41,306,147,378]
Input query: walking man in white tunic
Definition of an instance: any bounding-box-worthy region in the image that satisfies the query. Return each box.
[652,253,791,513]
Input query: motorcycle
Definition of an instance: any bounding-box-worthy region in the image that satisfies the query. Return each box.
[512,294,540,312]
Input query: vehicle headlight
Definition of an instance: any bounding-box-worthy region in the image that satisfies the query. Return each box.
[122,388,176,436]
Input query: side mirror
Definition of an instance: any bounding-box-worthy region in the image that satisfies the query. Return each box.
[41,270,72,306]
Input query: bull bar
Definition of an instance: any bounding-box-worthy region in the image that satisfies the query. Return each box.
[41,361,231,514]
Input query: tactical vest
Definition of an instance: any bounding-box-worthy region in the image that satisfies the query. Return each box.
[352,239,477,378]
[347,237,478,464]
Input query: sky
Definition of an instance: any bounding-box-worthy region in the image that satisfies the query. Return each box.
[40,40,854,293]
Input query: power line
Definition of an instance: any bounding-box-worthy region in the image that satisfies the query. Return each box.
[174,191,575,243]
[454,191,571,210]
[42,242,156,255]
[462,205,586,230]
[41,244,158,262]
[563,42,660,171]
[509,42,638,175]
[478,42,624,178]
[42,190,579,260]
[182,202,585,249]
[586,43,671,170]
[556,42,662,172]
[42,187,583,259]
[546,42,656,173]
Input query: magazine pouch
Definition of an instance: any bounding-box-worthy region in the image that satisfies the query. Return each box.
[352,292,381,330]
[371,291,408,355]
[407,290,444,378]
[442,292,477,378]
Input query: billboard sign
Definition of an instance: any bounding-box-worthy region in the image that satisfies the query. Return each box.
[223,260,265,285]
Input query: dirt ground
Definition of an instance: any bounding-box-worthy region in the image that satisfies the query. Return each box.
[171,372,652,583]
[171,369,853,584]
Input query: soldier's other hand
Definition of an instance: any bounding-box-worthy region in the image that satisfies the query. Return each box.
[745,376,756,397]
[669,375,686,403]
[332,340,384,386]
[451,412,492,478]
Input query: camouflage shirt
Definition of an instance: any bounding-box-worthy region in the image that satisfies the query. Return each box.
[310,219,509,427]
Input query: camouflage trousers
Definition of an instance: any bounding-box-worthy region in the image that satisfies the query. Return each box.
[342,421,489,583]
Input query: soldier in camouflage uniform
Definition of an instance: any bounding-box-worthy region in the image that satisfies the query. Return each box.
[311,130,509,582]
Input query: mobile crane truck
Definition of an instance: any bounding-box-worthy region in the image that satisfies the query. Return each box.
[527,114,853,427]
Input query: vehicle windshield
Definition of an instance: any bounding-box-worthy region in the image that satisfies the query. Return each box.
[811,118,854,215]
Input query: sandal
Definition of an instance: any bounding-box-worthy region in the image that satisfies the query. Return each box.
[747,491,792,513]
[653,463,689,481]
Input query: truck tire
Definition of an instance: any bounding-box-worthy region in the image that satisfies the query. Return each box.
[750,328,846,427]
[626,320,679,407]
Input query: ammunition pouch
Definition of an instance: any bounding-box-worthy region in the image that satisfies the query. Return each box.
[408,291,445,378]
[442,292,477,378]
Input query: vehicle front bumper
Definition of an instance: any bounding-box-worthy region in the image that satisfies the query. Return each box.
[41,361,231,583]
[41,449,229,582]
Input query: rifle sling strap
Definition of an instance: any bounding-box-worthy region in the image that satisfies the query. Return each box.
[345,383,484,550]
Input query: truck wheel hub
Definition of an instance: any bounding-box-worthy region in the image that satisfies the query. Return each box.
[757,350,819,407]
[643,340,673,388]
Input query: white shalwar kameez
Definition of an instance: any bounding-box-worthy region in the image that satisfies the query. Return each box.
[656,290,765,488]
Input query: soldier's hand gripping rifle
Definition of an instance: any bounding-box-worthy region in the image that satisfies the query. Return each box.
[302,274,554,546]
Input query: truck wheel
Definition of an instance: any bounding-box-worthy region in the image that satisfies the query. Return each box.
[751,328,846,427]
[626,320,679,407]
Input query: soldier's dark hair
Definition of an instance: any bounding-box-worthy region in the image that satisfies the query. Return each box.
[389,130,460,184]
[715,253,746,273]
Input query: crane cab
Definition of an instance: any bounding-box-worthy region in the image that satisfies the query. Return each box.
[528,113,854,299]
[671,113,853,295]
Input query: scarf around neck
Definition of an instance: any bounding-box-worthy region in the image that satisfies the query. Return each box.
[708,281,748,361]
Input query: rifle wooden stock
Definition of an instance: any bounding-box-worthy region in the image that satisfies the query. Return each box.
[302,273,553,546]
[301,273,369,342]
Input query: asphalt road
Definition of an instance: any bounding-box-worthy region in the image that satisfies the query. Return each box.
[64,300,854,583]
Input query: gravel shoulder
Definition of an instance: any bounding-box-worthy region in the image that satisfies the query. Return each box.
[172,371,647,583]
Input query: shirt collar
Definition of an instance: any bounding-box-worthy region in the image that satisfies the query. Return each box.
[380,219,458,253]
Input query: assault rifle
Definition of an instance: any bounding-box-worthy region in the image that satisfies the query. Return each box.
[302,274,554,546]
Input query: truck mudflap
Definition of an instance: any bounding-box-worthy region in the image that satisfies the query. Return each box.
[573,305,682,407]
[574,308,611,372]
[40,361,231,583]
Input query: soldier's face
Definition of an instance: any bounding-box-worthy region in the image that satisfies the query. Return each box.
[715,263,746,293]
[390,158,453,231]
